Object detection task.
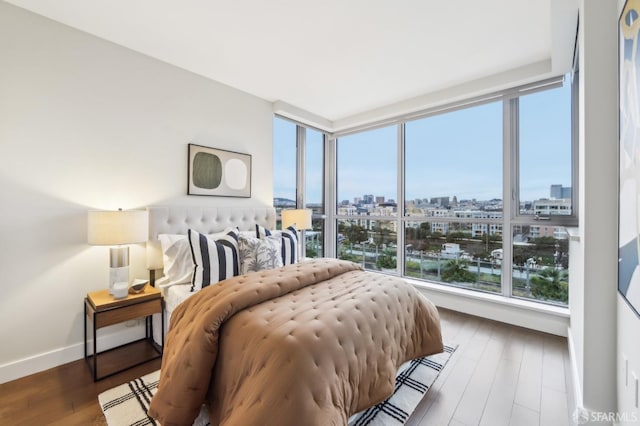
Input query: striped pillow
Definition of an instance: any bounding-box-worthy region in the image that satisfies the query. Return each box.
[255,223,272,239]
[256,224,298,265]
[280,226,298,265]
[188,228,239,292]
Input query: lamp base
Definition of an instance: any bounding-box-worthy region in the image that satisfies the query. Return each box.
[300,229,306,260]
[109,247,130,294]
[109,266,130,294]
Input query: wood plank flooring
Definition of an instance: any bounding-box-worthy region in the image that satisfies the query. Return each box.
[0,308,572,425]
[0,348,161,425]
[407,309,573,426]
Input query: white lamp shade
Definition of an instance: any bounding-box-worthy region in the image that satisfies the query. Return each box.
[87,209,148,245]
[281,209,312,230]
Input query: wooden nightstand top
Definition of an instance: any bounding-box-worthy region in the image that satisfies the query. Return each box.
[87,286,160,311]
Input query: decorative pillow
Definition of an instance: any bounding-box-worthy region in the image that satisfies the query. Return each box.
[280,226,299,265]
[255,224,272,239]
[237,229,257,238]
[238,235,283,274]
[188,228,240,292]
[256,224,298,265]
[156,229,234,288]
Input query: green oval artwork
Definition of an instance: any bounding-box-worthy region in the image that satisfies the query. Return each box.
[192,152,222,189]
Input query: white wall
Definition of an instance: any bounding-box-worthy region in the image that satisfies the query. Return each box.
[0,3,273,383]
[569,0,618,420]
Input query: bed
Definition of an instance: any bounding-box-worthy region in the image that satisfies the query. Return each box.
[145,206,443,426]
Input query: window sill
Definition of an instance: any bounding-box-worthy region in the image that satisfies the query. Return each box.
[404,277,570,318]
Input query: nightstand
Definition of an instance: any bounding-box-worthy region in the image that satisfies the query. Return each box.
[84,286,164,381]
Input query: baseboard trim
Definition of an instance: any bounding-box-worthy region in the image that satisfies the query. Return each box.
[0,324,145,384]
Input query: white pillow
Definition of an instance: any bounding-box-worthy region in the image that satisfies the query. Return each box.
[188,228,240,292]
[238,235,283,274]
[156,234,192,288]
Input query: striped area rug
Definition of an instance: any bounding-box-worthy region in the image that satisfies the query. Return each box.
[98,344,456,426]
[348,344,456,426]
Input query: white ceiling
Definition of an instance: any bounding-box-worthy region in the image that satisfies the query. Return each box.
[5,0,578,129]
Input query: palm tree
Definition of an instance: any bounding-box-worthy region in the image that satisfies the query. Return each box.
[441,258,476,283]
[530,267,568,303]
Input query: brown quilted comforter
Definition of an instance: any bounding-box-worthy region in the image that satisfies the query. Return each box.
[148,259,442,426]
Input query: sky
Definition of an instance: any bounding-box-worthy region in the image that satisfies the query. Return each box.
[274,79,572,206]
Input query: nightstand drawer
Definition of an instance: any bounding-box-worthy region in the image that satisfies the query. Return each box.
[92,298,161,328]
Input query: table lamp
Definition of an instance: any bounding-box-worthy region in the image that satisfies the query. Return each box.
[88,209,148,296]
[281,208,312,259]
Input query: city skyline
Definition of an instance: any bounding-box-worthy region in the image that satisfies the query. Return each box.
[276,181,572,209]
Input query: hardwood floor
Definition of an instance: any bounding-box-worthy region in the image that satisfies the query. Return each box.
[0,346,161,426]
[407,308,573,426]
[0,308,572,425]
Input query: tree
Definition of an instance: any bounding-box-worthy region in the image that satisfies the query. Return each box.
[441,259,476,283]
[343,224,367,244]
[513,245,536,267]
[372,223,392,246]
[419,222,432,238]
[530,267,568,303]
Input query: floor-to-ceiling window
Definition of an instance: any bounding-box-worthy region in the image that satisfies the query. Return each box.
[511,82,573,304]
[273,117,297,219]
[404,101,503,293]
[273,116,326,257]
[336,126,398,272]
[305,127,325,257]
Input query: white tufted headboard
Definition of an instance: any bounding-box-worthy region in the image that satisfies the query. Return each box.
[146,205,276,272]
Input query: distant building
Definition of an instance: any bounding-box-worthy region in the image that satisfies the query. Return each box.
[375,196,385,204]
[533,198,572,215]
[430,196,450,208]
[530,225,569,239]
[338,206,357,215]
[363,194,374,204]
[550,184,572,199]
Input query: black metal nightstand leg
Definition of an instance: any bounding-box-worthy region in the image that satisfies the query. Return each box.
[93,312,97,381]
[161,299,165,351]
[83,301,87,361]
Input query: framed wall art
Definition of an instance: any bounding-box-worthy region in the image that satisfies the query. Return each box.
[187,144,251,197]
[619,0,640,318]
